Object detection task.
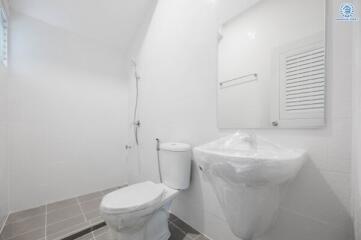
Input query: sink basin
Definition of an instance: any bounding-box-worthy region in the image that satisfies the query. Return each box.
[194,132,306,187]
[193,132,306,240]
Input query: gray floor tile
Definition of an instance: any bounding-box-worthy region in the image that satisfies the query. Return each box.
[70,222,208,240]
[89,217,104,226]
[80,198,102,213]
[7,207,45,224]
[84,210,100,222]
[0,215,7,230]
[169,213,179,222]
[78,192,103,203]
[46,204,82,225]
[46,215,86,236]
[169,222,191,240]
[46,221,89,240]
[94,229,113,240]
[101,187,118,196]
[173,218,201,239]
[6,228,45,240]
[74,232,94,240]
[92,226,109,237]
[2,187,212,240]
[46,198,78,213]
[195,235,211,240]
[1,215,45,240]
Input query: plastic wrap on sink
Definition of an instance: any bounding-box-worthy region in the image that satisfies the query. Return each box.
[193,132,307,239]
[193,132,306,187]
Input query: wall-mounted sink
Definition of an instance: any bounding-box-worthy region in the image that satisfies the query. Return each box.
[193,132,306,240]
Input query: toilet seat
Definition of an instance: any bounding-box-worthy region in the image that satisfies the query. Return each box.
[100,181,164,214]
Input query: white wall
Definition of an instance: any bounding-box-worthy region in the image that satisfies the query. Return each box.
[352,0,361,238]
[0,0,10,230]
[0,47,9,230]
[8,12,129,211]
[128,0,354,239]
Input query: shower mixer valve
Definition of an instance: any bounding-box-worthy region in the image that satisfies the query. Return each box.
[133,120,141,127]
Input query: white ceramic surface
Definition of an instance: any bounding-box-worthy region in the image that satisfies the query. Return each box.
[193,132,306,240]
[100,181,164,214]
[100,142,191,240]
[159,142,192,190]
[101,183,178,240]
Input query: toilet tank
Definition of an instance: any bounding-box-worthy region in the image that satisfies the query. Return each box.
[159,142,192,190]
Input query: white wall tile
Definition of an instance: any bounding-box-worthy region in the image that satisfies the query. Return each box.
[0,124,9,225]
[0,53,9,224]
[127,0,354,239]
[258,208,353,240]
[8,13,129,211]
[280,163,352,229]
[351,1,361,238]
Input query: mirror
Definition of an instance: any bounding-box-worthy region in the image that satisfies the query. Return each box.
[217,0,326,128]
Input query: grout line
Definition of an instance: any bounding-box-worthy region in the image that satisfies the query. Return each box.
[1,210,47,240]
[93,229,107,240]
[46,201,79,214]
[48,222,92,240]
[5,214,45,225]
[280,206,333,226]
[170,221,186,235]
[76,198,88,224]
[45,203,47,240]
[77,196,103,205]
[5,187,117,240]
[46,186,117,213]
[0,213,9,234]
[46,213,85,228]
[91,230,96,240]
[45,199,102,237]
[197,233,213,240]
[4,208,46,225]
[170,215,209,240]
[316,168,351,175]
[46,213,87,229]
[2,226,45,240]
[63,222,106,240]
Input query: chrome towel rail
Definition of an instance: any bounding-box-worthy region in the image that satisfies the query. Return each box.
[219,73,258,87]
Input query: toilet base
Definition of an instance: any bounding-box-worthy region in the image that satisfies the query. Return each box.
[107,201,173,240]
[109,226,170,240]
[110,227,145,240]
[143,202,172,240]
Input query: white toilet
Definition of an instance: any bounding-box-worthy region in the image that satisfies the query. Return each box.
[100,142,192,240]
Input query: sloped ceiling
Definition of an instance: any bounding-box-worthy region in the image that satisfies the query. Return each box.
[10,0,157,53]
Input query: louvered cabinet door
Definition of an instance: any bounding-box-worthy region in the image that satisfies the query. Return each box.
[278,35,326,127]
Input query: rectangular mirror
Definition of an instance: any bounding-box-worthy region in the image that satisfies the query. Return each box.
[217,0,326,128]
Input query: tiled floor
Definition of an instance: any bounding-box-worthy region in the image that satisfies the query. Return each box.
[0,187,120,240]
[74,213,210,240]
[0,187,210,240]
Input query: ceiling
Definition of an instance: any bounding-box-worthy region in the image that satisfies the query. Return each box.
[10,0,157,53]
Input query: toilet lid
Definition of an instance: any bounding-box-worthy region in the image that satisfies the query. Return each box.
[100,181,164,214]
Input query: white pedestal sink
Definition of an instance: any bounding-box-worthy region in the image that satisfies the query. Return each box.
[193,132,306,240]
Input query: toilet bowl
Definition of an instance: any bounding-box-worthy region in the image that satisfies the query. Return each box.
[100,181,179,240]
[100,142,192,240]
